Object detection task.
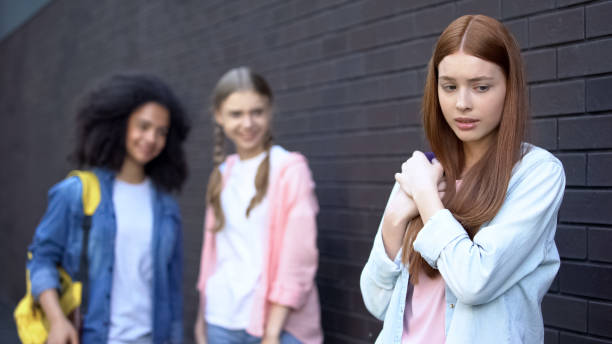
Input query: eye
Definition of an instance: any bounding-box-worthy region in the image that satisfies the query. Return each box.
[157,128,169,138]
[251,108,264,116]
[229,111,242,118]
[475,85,490,92]
[441,84,456,92]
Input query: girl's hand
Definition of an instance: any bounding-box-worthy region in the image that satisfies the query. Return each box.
[47,317,79,344]
[194,308,207,344]
[384,183,418,227]
[395,151,445,223]
[395,151,444,200]
[261,335,281,344]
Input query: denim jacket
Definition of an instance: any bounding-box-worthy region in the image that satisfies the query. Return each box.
[27,168,183,344]
[360,145,565,344]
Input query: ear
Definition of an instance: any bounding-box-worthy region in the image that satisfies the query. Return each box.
[214,111,224,126]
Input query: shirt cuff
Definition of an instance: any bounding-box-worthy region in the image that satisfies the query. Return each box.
[30,267,60,300]
[367,228,402,289]
[413,209,467,269]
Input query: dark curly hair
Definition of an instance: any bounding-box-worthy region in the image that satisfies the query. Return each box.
[72,73,190,192]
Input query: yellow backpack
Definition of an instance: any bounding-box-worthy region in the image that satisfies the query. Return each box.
[14,171,101,344]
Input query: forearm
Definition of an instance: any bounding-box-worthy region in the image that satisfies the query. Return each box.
[264,303,290,339]
[39,288,67,325]
[194,306,207,344]
[381,214,409,260]
[413,187,444,224]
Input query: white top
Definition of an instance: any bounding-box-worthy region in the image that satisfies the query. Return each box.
[108,178,154,344]
[205,150,271,329]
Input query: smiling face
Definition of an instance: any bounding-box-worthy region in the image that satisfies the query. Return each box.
[215,90,272,159]
[437,52,507,157]
[124,102,170,166]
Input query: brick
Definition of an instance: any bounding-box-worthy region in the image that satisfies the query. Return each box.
[530,118,557,150]
[558,38,612,78]
[322,33,348,58]
[530,80,585,117]
[587,76,612,112]
[322,307,382,341]
[504,18,529,49]
[523,49,556,82]
[556,225,587,259]
[364,38,435,74]
[311,158,402,183]
[588,228,612,263]
[586,1,612,38]
[542,294,587,332]
[588,152,612,186]
[348,14,415,51]
[560,332,612,344]
[545,329,559,344]
[555,153,586,186]
[502,0,555,19]
[316,184,391,210]
[413,3,457,36]
[550,275,560,293]
[317,208,381,237]
[560,190,612,225]
[557,0,590,6]
[529,8,584,48]
[559,262,612,300]
[589,301,612,337]
[317,258,364,290]
[456,0,501,19]
[559,115,612,150]
[318,283,369,314]
[318,236,373,262]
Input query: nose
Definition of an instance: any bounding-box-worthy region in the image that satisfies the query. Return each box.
[456,88,472,111]
[144,128,157,143]
[242,114,254,128]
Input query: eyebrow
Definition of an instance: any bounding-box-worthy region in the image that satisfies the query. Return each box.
[438,76,495,82]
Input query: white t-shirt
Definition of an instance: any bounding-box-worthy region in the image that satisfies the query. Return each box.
[205,150,271,329]
[108,178,154,344]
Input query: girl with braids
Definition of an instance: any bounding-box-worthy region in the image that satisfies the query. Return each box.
[194,67,322,344]
[360,15,565,343]
[27,73,189,343]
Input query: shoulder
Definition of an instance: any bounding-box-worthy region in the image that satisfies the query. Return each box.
[49,175,82,202]
[508,144,565,192]
[271,145,312,181]
[513,144,563,175]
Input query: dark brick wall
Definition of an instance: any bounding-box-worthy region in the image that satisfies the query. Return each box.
[1,1,610,343]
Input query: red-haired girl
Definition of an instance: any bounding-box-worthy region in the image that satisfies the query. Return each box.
[361,15,565,344]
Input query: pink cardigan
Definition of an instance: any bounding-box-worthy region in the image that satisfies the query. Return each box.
[197,151,323,344]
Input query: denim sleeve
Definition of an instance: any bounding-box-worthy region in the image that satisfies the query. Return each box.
[27,177,81,300]
[360,183,403,321]
[414,157,566,305]
[169,200,184,344]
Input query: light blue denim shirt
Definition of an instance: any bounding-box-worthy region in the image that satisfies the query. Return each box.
[27,168,183,344]
[360,145,565,343]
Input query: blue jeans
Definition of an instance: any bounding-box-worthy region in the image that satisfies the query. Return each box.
[206,323,302,344]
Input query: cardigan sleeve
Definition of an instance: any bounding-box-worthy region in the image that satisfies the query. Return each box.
[268,160,319,309]
[414,155,566,305]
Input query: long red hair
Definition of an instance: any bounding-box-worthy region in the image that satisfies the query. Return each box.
[402,15,528,283]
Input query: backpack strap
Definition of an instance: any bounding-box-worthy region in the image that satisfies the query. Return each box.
[67,170,101,319]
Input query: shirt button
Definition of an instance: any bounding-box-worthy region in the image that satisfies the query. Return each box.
[450,303,455,308]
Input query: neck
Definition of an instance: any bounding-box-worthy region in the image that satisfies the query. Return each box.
[116,157,146,184]
[237,145,266,160]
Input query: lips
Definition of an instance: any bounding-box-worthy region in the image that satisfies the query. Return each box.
[454,117,479,130]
